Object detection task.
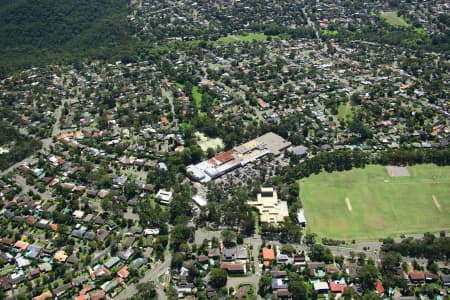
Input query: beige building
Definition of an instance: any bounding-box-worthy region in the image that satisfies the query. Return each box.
[248,187,289,225]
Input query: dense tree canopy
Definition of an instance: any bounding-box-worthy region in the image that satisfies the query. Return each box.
[0,122,41,170]
[0,0,136,77]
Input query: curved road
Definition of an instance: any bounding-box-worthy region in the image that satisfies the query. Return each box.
[115,254,171,300]
[0,98,76,176]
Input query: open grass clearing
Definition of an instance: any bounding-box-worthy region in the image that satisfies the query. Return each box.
[175,82,185,90]
[337,101,353,122]
[215,32,267,44]
[252,210,260,234]
[195,131,224,152]
[380,11,410,27]
[300,164,450,241]
[192,86,202,111]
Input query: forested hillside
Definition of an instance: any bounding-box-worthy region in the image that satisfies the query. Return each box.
[0,0,135,76]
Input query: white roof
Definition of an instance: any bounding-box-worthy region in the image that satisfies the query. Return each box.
[192,195,207,207]
[16,257,31,268]
[314,282,329,291]
[144,228,160,235]
[297,209,306,224]
[187,165,207,180]
[73,210,85,219]
[156,189,172,201]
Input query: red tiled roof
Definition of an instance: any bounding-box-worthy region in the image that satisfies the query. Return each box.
[257,98,268,108]
[79,285,93,295]
[329,281,347,293]
[220,262,246,272]
[27,215,37,225]
[174,146,184,152]
[213,150,235,164]
[262,248,275,261]
[409,270,425,281]
[374,281,384,294]
[14,240,29,251]
[117,266,129,279]
[0,237,13,245]
[400,83,410,90]
[90,290,106,300]
[33,291,52,300]
[325,265,340,274]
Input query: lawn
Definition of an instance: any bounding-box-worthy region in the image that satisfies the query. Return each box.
[175,82,185,90]
[321,29,339,37]
[300,164,450,241]
[337,101,353,122]
[215,32,268,44]
[192,86,202,110]
[380,12,410,27]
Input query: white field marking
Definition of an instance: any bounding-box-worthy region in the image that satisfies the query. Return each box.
[345,197,353,212]
[432,195,442,211]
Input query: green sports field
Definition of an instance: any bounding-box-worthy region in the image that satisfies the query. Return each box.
[300,164,450,241]
[215,33,268,44]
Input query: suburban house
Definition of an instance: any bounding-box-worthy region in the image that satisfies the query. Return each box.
[409,270,425,284]
[374,280,385,294]
[262,247,275,268]
[156,189,172,205]
[441,274,450,287]
[314,281,329,293]
[220,262,246,274]
[329,280,347,293]
[235,247,248,262]
[222,248,235,262]
[208,248,220,259]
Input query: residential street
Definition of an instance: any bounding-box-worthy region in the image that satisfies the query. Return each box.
[0,97,75,177]
[225,234,263,300]
[0,1,449,298]
[116,253,172,300]
[14,174,54,199]
[162,87,176,127]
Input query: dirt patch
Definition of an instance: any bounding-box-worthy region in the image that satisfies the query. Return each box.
[345,197,353,212]
[195,132,224,152]
[386,166,410,177]
[432,195,442,211]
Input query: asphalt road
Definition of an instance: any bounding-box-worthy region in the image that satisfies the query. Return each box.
[226,235,263,299]
[0,98,75,177]
[14,174,54,199]
[161,87,177,127]
[115,253,171,300]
